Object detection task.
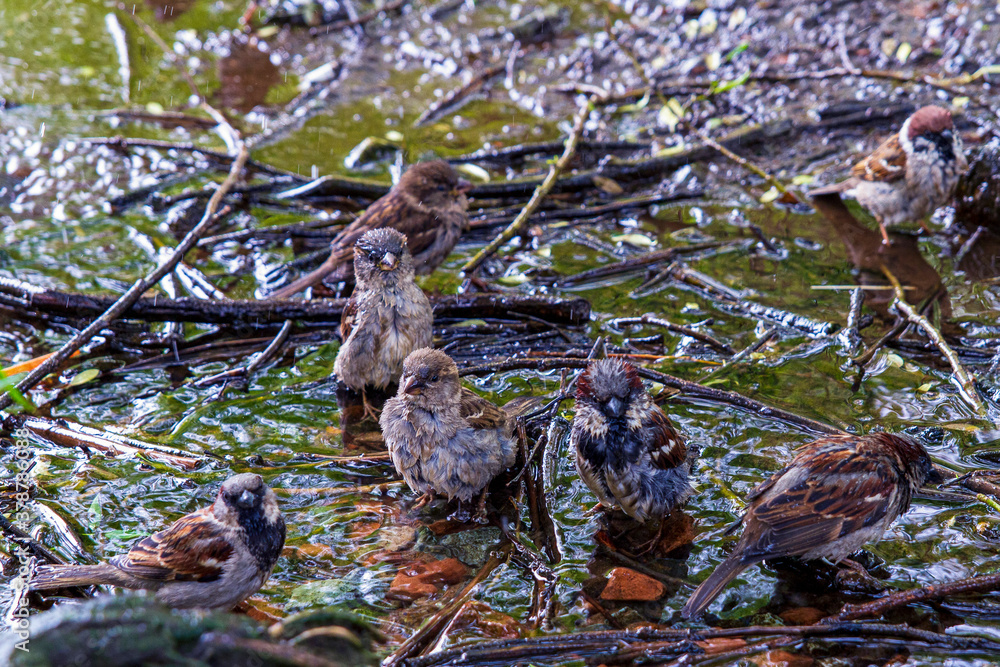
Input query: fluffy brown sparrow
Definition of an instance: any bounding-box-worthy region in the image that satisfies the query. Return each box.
[30,473,285,610]
[334,228,433,417]
[380,348,523,511]
[271,160,471,298]
[681,433,942,619]
[810,105,967,244]
[571,358,694,522]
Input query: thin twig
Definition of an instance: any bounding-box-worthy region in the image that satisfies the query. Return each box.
[0,145,250,413]
[462,98,595,273]
[609,315,736,356]
[833,571,1000,622]
[884,267,986,416]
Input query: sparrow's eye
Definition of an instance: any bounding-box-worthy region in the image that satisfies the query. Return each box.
[431,374,439,382]
[437,184,448,191]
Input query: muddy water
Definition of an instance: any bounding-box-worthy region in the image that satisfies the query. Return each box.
[2,0,1000,664]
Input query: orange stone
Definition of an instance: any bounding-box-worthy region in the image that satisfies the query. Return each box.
[387,557,470,602]
[599,567,666,601]
[779,607,826,626]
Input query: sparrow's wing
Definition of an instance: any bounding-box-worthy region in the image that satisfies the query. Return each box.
[645,407,687,470]
[459,387,507,430]
[112,508,235,583]
[339,294,360,341]
[330,196,394,250]
[850,133,907,183]
[743,445,900,558]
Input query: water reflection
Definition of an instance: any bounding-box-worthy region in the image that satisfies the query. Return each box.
[811,193,952,323]
[216,36,280,113]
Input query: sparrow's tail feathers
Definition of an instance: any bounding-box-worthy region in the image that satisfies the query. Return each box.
[807,181,852,197]
[30,564,128,591]
[502,396,546,419]
[681,555,751,619]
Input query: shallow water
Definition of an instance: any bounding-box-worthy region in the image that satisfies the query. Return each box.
[2,1,1000,664]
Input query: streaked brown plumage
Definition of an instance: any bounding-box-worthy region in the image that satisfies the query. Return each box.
[681,433,941,619]
[810,105,967,244]
[271,161,470,298]
[380,348,525,506]
[30,474,285,610]
[333,227,432,394]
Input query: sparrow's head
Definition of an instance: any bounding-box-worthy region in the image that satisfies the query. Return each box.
[398,160,471,211]
[215,473,285,569]
[906,105,954,140]
[396,347,461,410]
[354,227,413,284]
[215,473,281,526]
[576,358,645,420]
[875,433,944,489]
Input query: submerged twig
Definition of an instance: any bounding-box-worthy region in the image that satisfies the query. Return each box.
[383,545,511,667]
[884,268,985,416]
[610,315,735,355]
[834,571,1000,622]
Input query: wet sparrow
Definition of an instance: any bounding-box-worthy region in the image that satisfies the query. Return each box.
[31,473,285,610]
[810,105,967,244]
[681,433,941,619]
[571,358,694,523]
[272,160,470,298]
[380,348,526,513]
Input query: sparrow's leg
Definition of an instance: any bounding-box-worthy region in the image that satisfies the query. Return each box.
[633,518,670,556]
[878,221,892,246]
[411,492,435,510]
[919,219,934,234]
[360,388,381,422]
[583,502,606,516]
[474,488,489,523]
[834,557,885,593]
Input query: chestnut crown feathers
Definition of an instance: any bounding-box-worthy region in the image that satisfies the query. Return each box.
[576,358,644,404]
[907,105,953,139]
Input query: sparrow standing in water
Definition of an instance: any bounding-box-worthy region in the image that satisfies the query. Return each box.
[810,105,967,245]
[334,228,433,419]
[272,160,471,298]
[31,473,286,610]
[571,358,694,523]
[380,348,526,515]
[681,433,942,619]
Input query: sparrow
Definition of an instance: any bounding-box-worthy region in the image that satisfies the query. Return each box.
[571,358,694,523]
[681,432,942,619]
[30,473,286,610]
[334,227,433,418]
[271,160,471,298]
[810,105,967,244]
[380,348,525,512]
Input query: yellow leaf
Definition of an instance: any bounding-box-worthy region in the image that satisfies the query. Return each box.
[896,42,911,64]
[69,368,100,387]
[611,233,655,248]
[759,186,780,203]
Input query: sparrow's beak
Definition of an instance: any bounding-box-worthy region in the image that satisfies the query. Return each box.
[237,489,257,509]
[605,397,626,419]
[453,178,473,195]
[379,252,399,271]
[402,375,426,396]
